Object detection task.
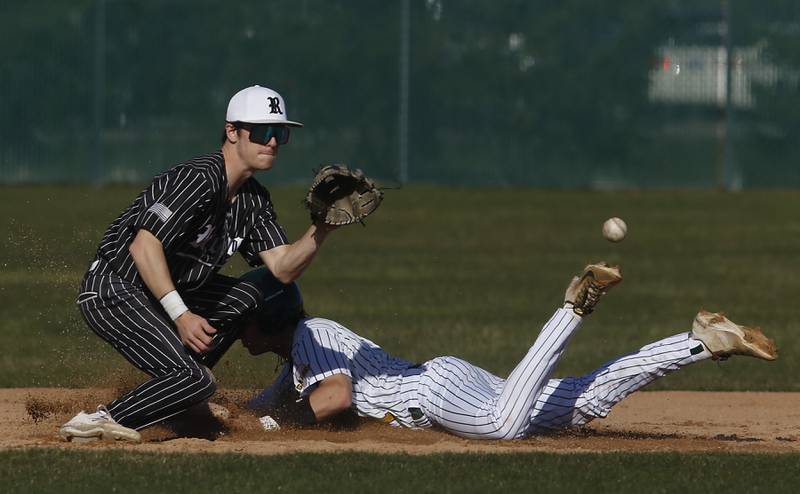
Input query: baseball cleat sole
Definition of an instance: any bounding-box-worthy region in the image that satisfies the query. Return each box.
[59,425,142,443]
[692,310,777,361]
[59,426,102,443]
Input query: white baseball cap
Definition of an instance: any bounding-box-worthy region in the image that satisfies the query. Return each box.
[226,85,303,127]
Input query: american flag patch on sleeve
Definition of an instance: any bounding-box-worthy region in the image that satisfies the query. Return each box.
[147,202,173,222]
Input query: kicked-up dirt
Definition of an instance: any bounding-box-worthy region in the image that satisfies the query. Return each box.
[3,388,799,455]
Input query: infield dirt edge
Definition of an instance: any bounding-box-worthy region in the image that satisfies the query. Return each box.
[3,388,799,456]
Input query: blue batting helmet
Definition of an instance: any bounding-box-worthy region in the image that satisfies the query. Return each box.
[240,268,304,333]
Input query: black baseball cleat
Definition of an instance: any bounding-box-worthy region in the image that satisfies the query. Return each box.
[563,262,622,316]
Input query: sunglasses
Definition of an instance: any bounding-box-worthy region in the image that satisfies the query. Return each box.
[237,123,291,145]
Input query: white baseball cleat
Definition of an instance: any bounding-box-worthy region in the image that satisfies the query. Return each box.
[691,310,777,361]
[564,262,622,316]
[59,405,141,443]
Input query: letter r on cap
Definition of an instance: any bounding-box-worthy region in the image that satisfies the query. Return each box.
[267,97,283,115]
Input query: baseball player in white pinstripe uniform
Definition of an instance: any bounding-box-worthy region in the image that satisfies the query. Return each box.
[242,263,776,439]
[60,86,340,443]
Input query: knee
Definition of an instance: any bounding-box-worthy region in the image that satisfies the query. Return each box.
[200,365,218,398]
[202,364,217,388]
[482,424,524,441]
[495,423,526,440]
[486,409,527,440]
[184,364,217,399]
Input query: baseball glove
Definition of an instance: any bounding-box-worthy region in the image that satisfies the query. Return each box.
[304,164,383,226]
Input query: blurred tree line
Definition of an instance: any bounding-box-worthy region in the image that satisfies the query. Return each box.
[1,0,798,185]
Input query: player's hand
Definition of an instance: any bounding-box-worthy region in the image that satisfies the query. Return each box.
[174,311,217,353]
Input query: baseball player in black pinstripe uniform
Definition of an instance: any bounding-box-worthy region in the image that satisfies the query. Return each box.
[60,85,336,442]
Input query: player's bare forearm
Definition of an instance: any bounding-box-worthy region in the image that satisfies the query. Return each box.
[258,374,352,425]
[128,229,177,298]
[258,223,335,283]
[128,229,216,352]
[308,374,352,421]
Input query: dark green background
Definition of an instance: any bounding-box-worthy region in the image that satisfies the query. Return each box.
[2,0,800,186]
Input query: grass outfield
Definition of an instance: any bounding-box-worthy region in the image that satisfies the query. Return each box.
[1,186,798,389]
[2,449,800,493]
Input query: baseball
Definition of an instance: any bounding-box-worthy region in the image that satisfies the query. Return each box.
[602,217,627,242]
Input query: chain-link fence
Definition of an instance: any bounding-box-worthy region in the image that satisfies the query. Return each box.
[2,0,799,187]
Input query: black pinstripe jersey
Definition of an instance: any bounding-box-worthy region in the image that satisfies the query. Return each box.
[92,151,288,291]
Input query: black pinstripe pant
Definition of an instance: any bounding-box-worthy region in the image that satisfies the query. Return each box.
[77,267,262,429]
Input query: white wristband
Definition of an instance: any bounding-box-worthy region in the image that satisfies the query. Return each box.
[159,290,189,321]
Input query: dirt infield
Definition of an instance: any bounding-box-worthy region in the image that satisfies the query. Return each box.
[3,388,799,455]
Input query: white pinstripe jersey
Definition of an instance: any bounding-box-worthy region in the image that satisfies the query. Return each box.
[290,318,430,428]
[273,311,706,439]
[93,151,287,290]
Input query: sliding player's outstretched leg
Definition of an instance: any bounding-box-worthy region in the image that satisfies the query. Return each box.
[526,310,777,432]
[491,262,622,438]
[419,262,622,440]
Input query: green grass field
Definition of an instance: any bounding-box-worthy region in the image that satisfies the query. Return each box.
[2,185,799,492]
[2,185,797,389]
[3,450,800,493]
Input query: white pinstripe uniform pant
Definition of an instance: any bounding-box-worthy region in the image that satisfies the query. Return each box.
[77,266,262,430]
[417,308,709,439]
